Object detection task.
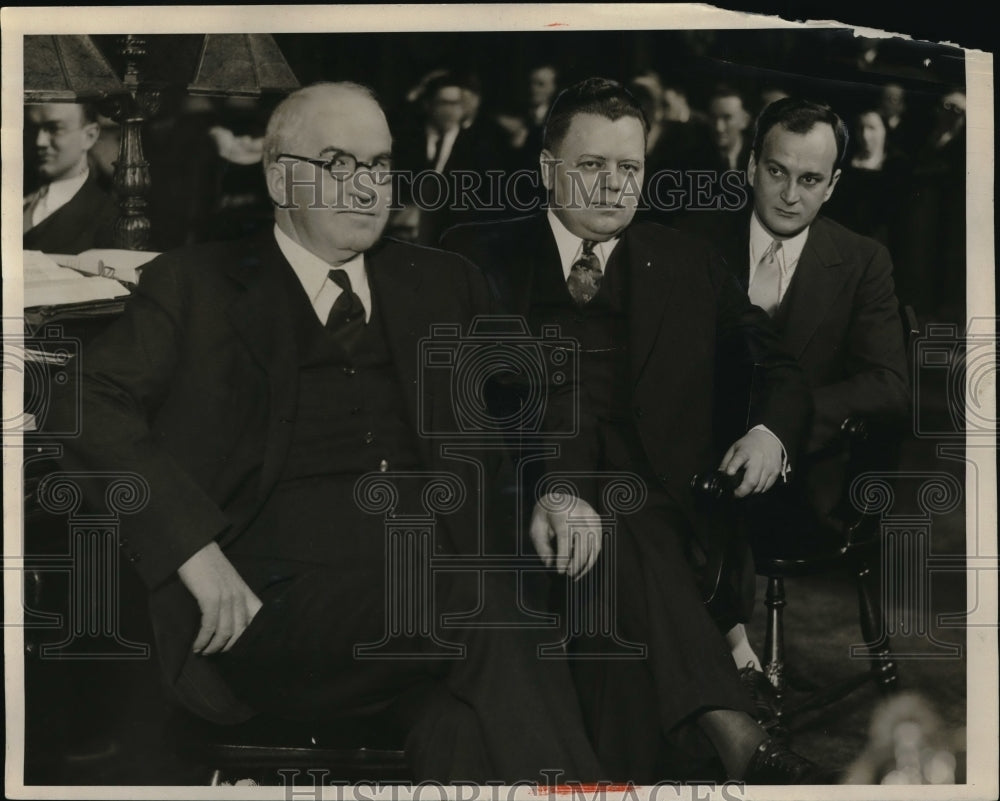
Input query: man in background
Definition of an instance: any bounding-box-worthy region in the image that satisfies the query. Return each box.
[23,102,118,253]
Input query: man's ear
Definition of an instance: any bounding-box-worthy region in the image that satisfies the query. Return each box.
[746,152,757,185]
[265,161,288,207]
[539,148,555,192]
[823,167,842,202]
[81,121,101,152]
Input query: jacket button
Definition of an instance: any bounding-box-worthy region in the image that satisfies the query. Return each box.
[343,367,357,376]
[129,553,141,563]
[633,406,643,418]
[364,432,374,444]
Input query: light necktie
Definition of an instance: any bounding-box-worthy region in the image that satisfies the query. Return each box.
[325,269,366,349]
[749,239,783,317]
[566,240,603,305]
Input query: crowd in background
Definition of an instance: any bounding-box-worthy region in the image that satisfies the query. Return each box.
[28,33,967,324]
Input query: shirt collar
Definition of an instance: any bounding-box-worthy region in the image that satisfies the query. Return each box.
[272,223,371,319]
[749,210,810,268]
[40,168,89,208]
[546,210,621,280]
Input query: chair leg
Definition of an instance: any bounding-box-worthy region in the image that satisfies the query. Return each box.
[856,558,899,695]
[763,576,786,700]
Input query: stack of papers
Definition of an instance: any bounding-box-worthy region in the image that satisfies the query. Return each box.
[48,248,158,285]
[23,250,131,309]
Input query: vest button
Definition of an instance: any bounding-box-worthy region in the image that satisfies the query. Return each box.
[343,367,357,376]
[633,406,643,418]
[364,432,374,444]
[350,406,362,415]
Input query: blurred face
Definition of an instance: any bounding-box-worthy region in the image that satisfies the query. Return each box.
[709,95,750,150]
[936,90,967,130]
[880,84,905,116]
[26,103,99,182]
[662,88,689,122]
[541,112,644,241]
[267,87,392,264]
[529,68,557,107]
[427,86,465,132]
[747,122,841,239]
[857,111,887,157]
[461,87,481,120]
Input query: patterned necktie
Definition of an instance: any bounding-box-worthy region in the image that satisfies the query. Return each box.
[325,269,366,348]
[566,240,603,305]
[748,239,783,317]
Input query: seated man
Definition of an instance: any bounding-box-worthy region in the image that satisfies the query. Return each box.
[678,97,909,694]
[49,82,602,783]
[441,78,823,784]
[23,102,118,253]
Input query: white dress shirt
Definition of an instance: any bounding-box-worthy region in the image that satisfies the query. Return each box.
[426,126,460,173]
[26,169,90,228]
[748,211,809,308]
[546,210,620,278]
[273,224,371,323]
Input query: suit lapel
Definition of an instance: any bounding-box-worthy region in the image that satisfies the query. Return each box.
[499,215,555,317]
[366,242,431,460]
[624,228,677,381]
[779,218,849,358]
[224,233,299,494]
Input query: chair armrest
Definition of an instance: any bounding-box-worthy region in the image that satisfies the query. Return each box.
[690,469,742,508]
[840,416,870,444]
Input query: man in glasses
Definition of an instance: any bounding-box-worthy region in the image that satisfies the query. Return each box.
[51,81,602,782]
[23,102,118,253]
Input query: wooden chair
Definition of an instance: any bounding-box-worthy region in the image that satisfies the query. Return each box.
[692,304,919,728]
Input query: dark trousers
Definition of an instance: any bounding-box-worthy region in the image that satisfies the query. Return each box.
[215,560,602,783]
[566,491,757,782]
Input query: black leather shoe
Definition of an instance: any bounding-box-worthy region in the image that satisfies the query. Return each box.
[743,738,827,784]
[738,664,787,738]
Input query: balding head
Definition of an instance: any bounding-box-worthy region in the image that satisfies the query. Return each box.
[263,81,394,265]
[262,82,386,171]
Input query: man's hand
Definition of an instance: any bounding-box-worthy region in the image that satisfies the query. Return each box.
[719,429,784,498]
[177,542,262,655]
[529,492,603,580]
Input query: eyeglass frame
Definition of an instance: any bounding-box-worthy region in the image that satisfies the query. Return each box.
[275,151,394,184]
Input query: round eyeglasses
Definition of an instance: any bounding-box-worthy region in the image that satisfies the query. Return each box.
[276,151,393,184]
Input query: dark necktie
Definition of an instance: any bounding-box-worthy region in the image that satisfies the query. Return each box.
[325,269,366,349]
[566,240,603,305]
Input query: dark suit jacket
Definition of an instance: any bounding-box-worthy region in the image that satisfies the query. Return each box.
[23,170,118,254]
[440,214,811,557]
[679,208,910,456]
[50,230,493,723]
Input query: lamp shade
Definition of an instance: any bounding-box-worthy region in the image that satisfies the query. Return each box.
[24,35,126,102]
[187,34,300,97]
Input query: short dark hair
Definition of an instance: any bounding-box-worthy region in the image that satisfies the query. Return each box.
[752,97,850,168]
[708,83,746,107]
[80,102,100,125]
[423,73,463,102]
[542,77,648,153]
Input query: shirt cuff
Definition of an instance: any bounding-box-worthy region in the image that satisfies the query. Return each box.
[750,424,791,482]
